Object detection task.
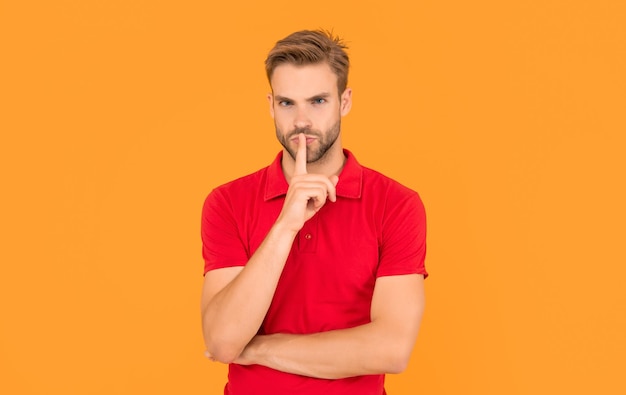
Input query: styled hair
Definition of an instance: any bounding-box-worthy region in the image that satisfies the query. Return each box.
[265,29,350,94]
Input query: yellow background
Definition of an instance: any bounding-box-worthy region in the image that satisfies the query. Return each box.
[1,1,625,394]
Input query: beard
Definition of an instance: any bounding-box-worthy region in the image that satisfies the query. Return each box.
[276,119,341,164]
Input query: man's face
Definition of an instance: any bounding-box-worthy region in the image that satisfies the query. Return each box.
[269,62,352,163]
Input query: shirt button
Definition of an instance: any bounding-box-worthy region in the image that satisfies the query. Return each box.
[304,233,312,240]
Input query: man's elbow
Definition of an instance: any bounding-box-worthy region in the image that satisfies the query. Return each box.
[202,318,245,363]
[385,350,411,374]
[205,341,242,364]
[382,334,417,374]
[203,328,244,364]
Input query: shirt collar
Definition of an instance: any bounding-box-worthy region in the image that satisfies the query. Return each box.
[264,149,363,201]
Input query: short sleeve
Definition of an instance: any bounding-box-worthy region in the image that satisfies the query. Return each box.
[376,190,427,278]
[201,188,249,275]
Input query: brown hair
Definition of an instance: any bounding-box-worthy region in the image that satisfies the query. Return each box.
[265,29,350,94]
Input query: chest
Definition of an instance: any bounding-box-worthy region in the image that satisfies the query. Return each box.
[241,198,383,333]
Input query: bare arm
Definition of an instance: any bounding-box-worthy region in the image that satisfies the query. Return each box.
[201,134,338,363]
[234,273,425,379]
[201,224,297,363]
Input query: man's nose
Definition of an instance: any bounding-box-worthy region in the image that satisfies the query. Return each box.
[293,107,312,129]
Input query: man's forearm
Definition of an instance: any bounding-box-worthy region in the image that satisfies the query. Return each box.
[236,320,419,379]
[202,223,297,363]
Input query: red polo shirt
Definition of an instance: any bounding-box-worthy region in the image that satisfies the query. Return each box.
[202,150,427,395]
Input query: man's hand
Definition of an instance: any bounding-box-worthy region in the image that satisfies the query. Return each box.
[276,133,338,233]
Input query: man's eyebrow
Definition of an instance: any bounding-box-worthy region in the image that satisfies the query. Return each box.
[306,92,331,101]
[274,95,293,102]
[274,93,332,102]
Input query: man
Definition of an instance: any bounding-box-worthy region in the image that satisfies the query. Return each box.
[201,30,427,395]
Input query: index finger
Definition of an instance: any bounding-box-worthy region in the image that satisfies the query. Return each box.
[294,133,307,175]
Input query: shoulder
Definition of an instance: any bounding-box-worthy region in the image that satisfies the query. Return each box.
[203,165,269,211]
[361,165,422,204]
[206,151,284,201]
[358,165,426,230]
[214,166,268,194]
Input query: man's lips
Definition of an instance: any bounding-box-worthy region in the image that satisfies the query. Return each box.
[291,135,317,144]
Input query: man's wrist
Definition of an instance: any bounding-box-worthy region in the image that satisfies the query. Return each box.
[271,220,300,239]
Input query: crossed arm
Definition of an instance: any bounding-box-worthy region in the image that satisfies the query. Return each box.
[202,265,424,379]
[233,273,424,379]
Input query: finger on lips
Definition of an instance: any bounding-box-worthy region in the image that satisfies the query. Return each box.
[292,133,337,203]
[294,133,307,176]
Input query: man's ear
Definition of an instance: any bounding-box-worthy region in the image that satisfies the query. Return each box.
[267,93,275,118]
[340,88,352,116]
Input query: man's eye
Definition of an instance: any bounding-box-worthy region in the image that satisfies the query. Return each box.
[279,101,292,107]
[313,98,326,104]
